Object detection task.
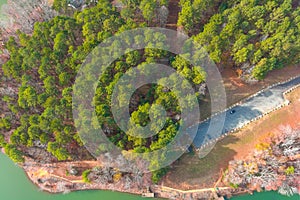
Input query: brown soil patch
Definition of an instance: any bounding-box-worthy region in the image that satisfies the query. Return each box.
[162,83,300,190]
[166,0,180,30]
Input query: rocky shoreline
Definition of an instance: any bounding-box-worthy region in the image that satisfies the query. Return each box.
[23,167,242,200]
[11,153,250,200]
[21,156,151,195]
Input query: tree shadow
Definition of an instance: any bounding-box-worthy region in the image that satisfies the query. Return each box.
[163,134,240,190]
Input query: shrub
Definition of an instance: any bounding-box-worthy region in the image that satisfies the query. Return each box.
[82,169,91,183]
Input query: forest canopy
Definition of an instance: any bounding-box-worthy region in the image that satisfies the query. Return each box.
[178,0,300,80]
[0,0,204,181]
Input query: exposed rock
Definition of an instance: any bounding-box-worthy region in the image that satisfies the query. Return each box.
[69,166,79,176]
[25,147,57,163]
[239,62,259,84]
[198,83,207,96]
[158,6,169,27]
[68,0,84,9]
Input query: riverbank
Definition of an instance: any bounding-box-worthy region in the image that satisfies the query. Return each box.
[21,156,152,196]
[2,68,299,199]
[0,146,261,199]
[0,152,150,200]
[18,158,298,200]
[2,152,299,200]
[21,155,249,199]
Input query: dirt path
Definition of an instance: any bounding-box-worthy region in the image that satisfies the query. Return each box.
[152,184,234,200]
[156,185,230,193]
[166,0,180,30]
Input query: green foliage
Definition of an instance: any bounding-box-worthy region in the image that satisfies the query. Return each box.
[82,169,91,183]
[28,125,42,141]
[59,72,70,86]
[251,57,280,80]
[47,142,70,161]
[139,0,157,23]
[8,3,298,190]
[182,0,299,78]
[229,182,239,189]
[171,56,206,84]
[52,0,68,13]
[4,144,24,163]
[0,134,6,147]
[151,168,168,183]
[0,117,11,130]
[0,2,128,162]
[10,126,28,146]
[177,0,193,31]
[18,86,38,108]
[285,166,295,175]
[131,103,151,126]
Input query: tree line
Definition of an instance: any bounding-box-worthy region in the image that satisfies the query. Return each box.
[178,0,299,80]
[0,0,204,182]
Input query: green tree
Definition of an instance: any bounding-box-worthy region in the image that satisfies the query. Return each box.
[18,86,38,108]
[82,169,91,183]
[140,0,157,23]
[52,0,68,13]
[4,144,24,163]
[252,58,269,80]
[177,0,193,32]
[47,142,70,161]
[0,134,6,147]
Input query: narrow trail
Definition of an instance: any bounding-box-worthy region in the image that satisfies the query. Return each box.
[153,185,230,194]
[166,0,180,30]
[214,169,224,188]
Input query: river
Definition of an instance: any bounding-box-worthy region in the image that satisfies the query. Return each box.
[1,153,298,200]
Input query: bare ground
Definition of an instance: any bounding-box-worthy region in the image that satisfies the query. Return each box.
[166,0,180,30]
[23,158,152,194]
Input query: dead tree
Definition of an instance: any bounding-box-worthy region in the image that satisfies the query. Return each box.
[0,0,57,40]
